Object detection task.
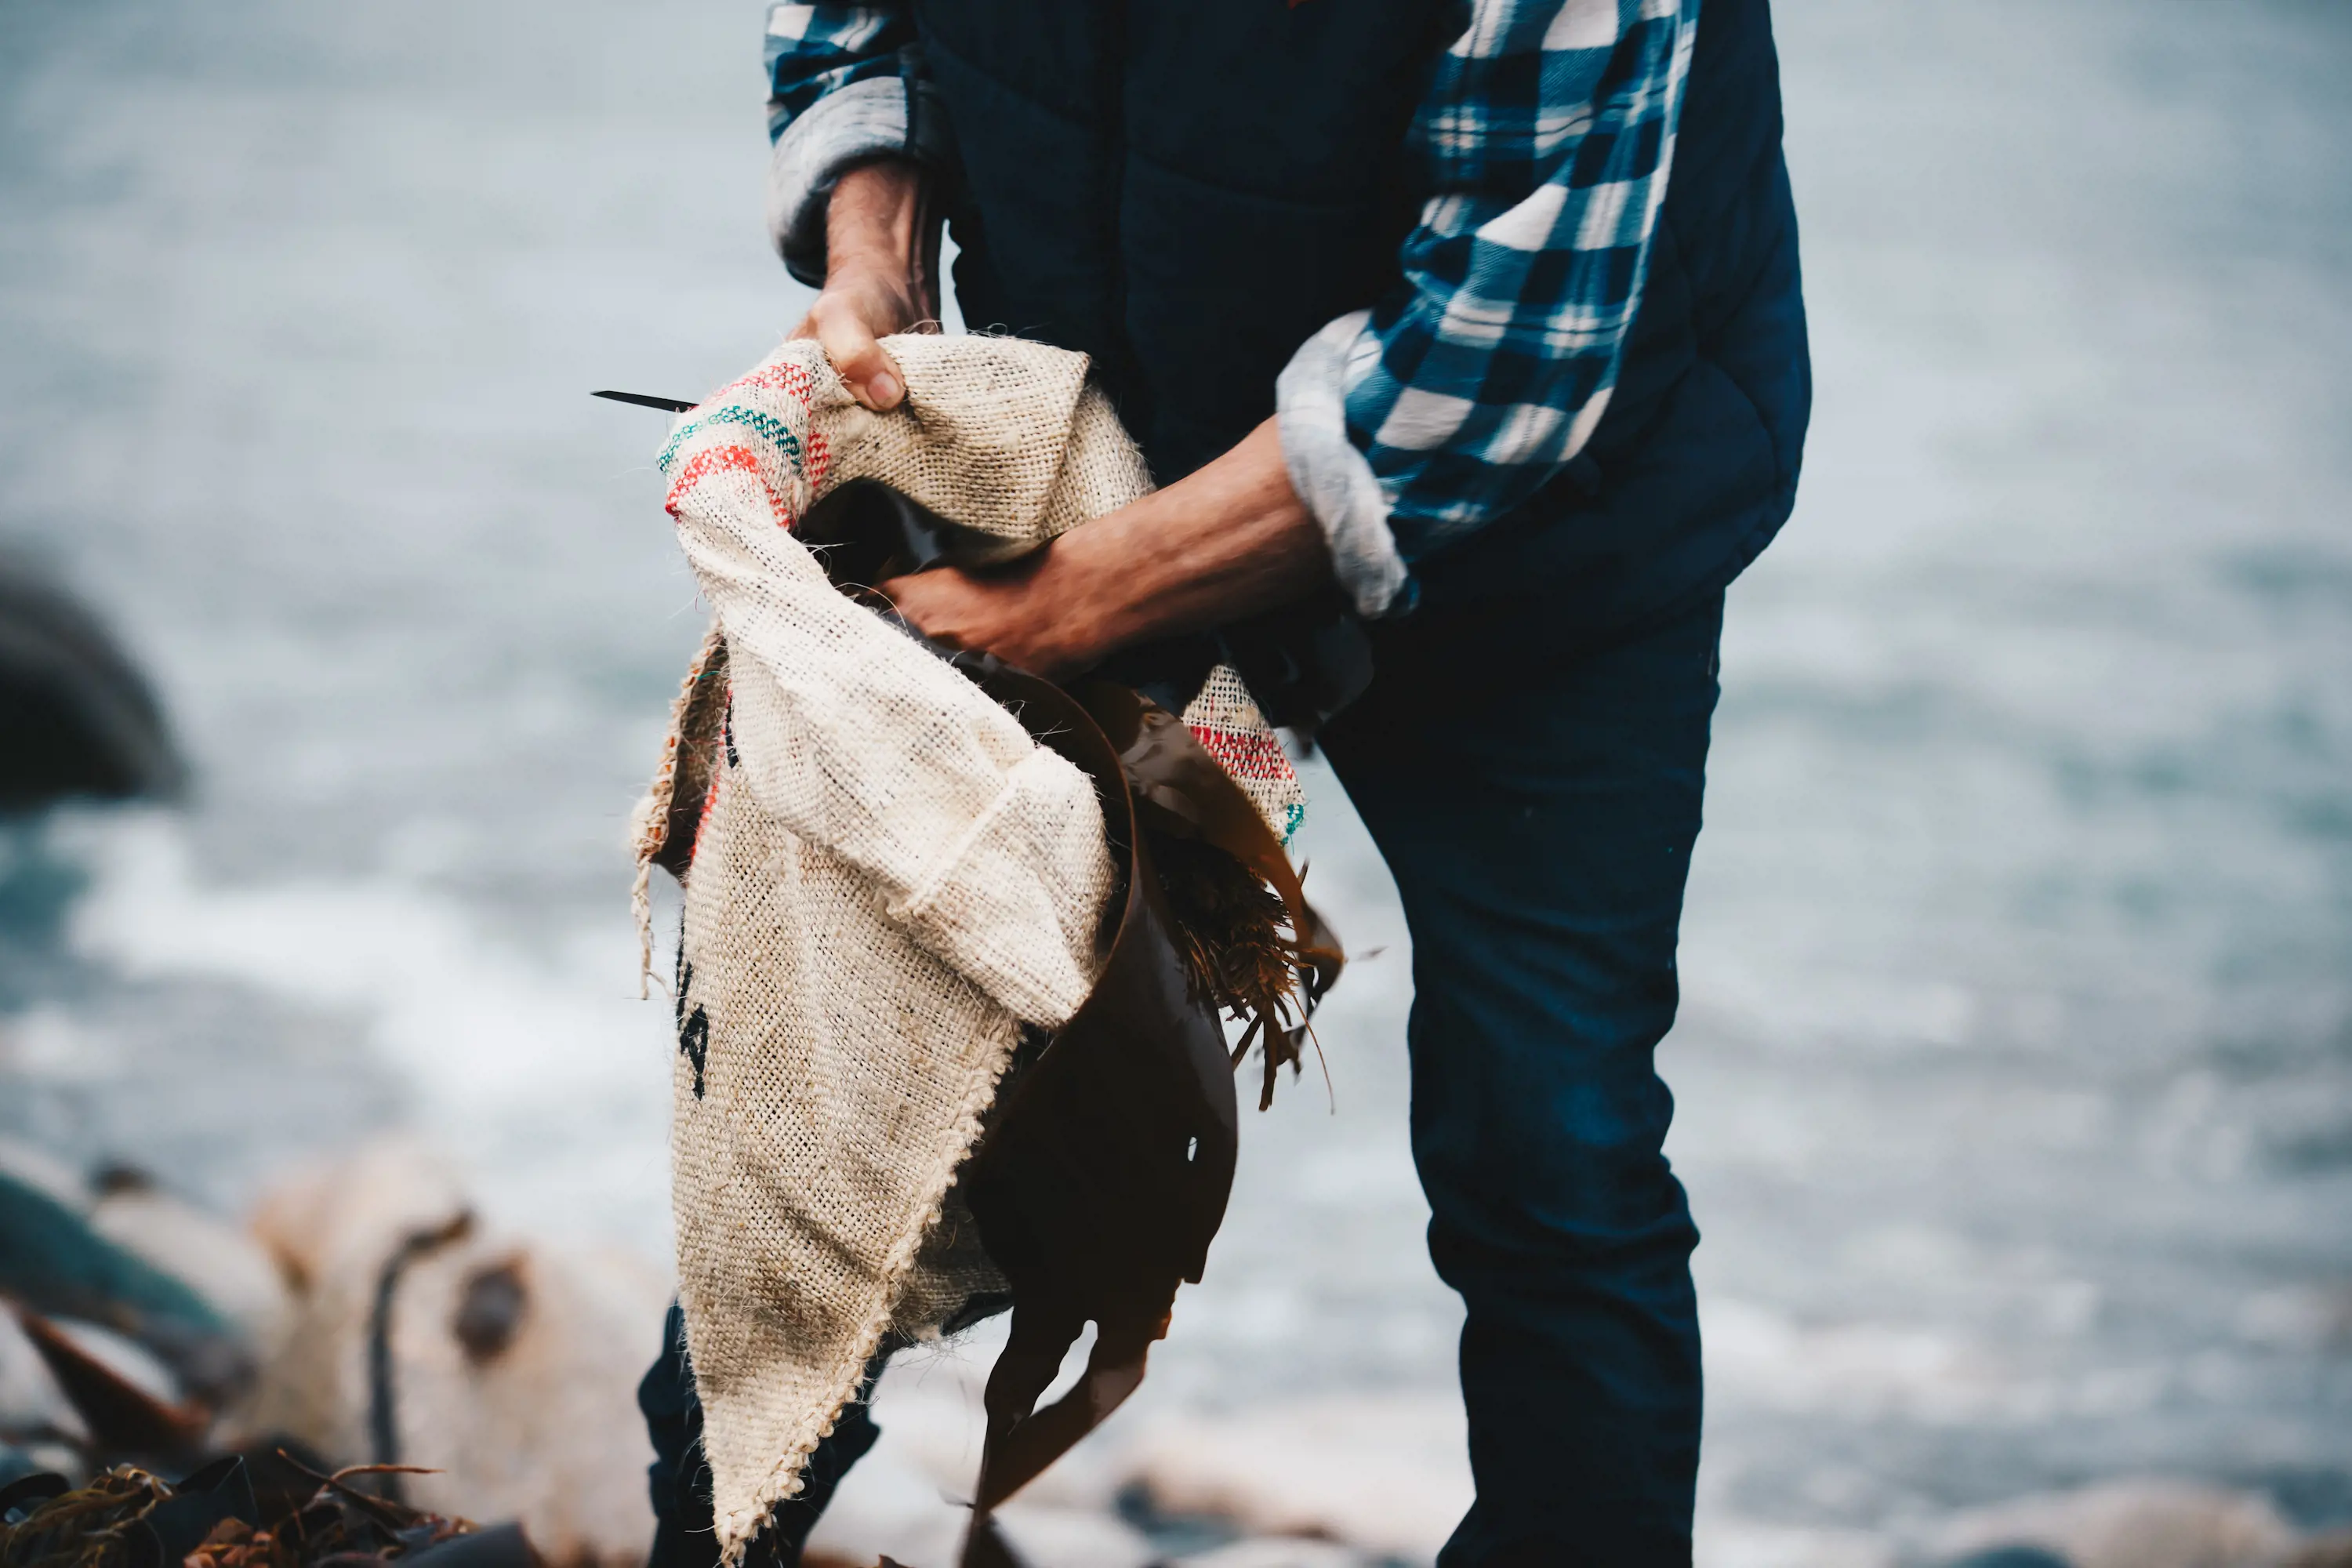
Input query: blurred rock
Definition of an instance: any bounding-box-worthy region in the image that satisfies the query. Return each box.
[800,1347,1167,1565]
[9,1307,211,1466]
[246,1138,473,1303]
[2282,1532,2352,1568]
[1116,1394,1470,1562]
[1178,1539,1374,1568]
[799,1355,1341,1567]
[2234,1286,2352,1354]
[0,1160,246,1405]
[990,1504,1159,1568]
[31,1318,180,1410]
[0,1308,85,1449]
[1927,1479,2297,1568]
[1693,1519,1895,1568]
[227,1140,670,1568]
[808,1497,1159,1568]
[0,550,183,811]
[0,1140,89,1210]
[87,1171,292,1353]
[803,1480,966,1568]
[231,1139,470,1457]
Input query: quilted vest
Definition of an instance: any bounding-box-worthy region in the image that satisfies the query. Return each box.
[909,0,1809,648]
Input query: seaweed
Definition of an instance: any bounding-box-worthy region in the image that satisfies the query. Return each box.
[1071,681,1343,1114]
[1146,828,1325,1112]
[0,1457,528,1568]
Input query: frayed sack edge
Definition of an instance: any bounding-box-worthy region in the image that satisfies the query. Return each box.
[632,622,727,996]
[695,978,1025,1567]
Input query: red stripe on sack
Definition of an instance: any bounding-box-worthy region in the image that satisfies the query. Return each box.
[1190,724,1295,782]
[664,445,757,513]
[666,445,795,528]
[714,359,815,408]
[691,754,722,866]
[698,361,822,506]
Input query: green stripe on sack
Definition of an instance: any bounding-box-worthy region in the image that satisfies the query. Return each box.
[657,405,804,474]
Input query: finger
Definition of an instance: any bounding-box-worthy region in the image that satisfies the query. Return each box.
[878,585,959,652]
[812,297,906,412]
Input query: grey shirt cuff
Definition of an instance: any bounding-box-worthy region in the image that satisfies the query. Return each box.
[1275,310,1414,619]
[765,75,913,288]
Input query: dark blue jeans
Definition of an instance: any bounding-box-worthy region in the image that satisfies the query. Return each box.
[638,1303,885,1568]
[641,591,1722,1568]
[1317,590,1722,1567]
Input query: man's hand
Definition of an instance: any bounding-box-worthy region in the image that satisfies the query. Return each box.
[879,419,1335,680]
[793,160,935,411]
[797,167,1337,675]
[880,553,1100,679]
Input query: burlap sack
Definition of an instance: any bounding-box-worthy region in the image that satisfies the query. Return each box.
[633,334,1304,1563]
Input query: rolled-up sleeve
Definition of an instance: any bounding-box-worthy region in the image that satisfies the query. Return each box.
[1275,0,1701,618]
[763,3,945,285]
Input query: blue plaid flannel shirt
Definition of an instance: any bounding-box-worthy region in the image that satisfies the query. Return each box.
[762,0,1700,617]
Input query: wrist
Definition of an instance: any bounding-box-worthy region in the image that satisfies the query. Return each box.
[825,158,927,284]
[1029,419,1331,668]
[1038,512,1156,666]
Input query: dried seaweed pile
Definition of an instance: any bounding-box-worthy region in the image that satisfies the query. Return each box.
[0,1457,532,1568]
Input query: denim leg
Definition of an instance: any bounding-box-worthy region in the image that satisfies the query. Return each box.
[1321,593,1724,1568]
[638,1302,886,1568]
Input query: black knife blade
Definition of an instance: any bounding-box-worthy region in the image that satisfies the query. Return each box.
[593,390,697,413]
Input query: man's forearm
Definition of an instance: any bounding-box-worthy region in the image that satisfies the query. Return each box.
[827,159,931,300]
[1043,419,1331,655]
[795,160,935,410]
[877,418,1336,680]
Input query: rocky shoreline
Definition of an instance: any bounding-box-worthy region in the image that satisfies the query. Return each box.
[6,1138,2347,1568]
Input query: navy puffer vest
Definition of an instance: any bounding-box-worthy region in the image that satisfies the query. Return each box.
[907,0,1808,659]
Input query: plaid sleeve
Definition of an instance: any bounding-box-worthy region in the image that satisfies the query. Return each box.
[762,4,924,285]
[1276,0,1701,617]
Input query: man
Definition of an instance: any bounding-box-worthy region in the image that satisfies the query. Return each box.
[643,0,1808,1562]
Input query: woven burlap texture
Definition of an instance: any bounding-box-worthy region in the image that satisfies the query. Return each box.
[649,334,1195,1565]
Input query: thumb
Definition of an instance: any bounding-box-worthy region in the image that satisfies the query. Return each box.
[812,298,906,412]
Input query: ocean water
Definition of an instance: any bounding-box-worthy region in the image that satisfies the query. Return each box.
[2,0,2347,1556]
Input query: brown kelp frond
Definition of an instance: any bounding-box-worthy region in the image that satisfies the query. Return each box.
[1146,828,1328,1110]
